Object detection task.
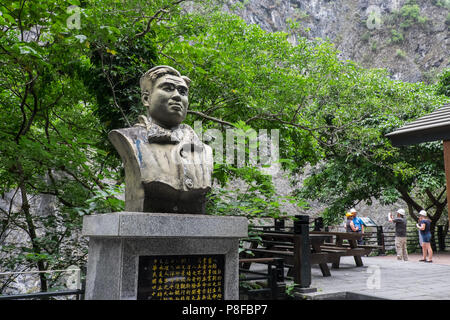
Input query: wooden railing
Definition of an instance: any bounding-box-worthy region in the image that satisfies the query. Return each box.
[251,217,450,255]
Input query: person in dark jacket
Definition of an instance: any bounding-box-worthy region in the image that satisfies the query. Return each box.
[388,208,408,261]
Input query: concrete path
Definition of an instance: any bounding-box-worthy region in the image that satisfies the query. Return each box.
[301,253,450,300]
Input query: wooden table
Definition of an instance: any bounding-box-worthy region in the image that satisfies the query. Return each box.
[308,234,332,276]
[310,231,365,268]
[242,231,332,280]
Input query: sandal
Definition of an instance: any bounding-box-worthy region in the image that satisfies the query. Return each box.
[425,260,433,263]
[419,259,426,262]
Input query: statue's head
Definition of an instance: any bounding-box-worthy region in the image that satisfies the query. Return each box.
[140,65,191,129]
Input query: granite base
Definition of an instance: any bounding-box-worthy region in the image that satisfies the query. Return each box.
[82,212,247,300]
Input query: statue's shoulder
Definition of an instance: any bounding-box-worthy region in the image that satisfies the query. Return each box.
[109,125,147,140]
[108,125,148,158]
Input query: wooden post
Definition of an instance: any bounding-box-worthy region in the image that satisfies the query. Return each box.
[293,215,311,288]
[438,225,445,252]
[377,226,385,255]
[274,218,285,231]
[313,217,324,231]
[443,141,450,224]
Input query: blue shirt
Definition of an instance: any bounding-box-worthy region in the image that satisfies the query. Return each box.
[352,217,364,232]
[420,219,431,235]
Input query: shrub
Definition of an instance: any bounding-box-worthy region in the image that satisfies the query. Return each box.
[361,31,370,43]
[390,29,404,43]
[395,49,407,59]
[398,1,428,29]
[371,41,377,52]
[437,68,450,97]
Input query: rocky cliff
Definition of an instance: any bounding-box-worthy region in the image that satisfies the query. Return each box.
[225,0,449,83]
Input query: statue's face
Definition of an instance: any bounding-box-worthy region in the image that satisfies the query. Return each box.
[144,74,189,129]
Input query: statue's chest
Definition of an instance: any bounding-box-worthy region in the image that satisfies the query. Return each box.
[133,139,212,191]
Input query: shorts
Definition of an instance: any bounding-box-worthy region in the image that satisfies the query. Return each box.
[421,233,431,243]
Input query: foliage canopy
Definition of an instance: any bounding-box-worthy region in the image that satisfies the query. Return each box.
[0,0,449,293]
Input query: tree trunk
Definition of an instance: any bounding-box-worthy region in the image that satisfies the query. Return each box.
[17,162,48,293]
[429,205,445,253]
[401,188,446,253]
[430,221,437,253]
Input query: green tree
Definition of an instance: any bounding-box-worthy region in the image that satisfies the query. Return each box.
[0,0,176,292]
[151,11,350,217]
[298,76,449,240]
[397,0,428,29]
[153,9,449,226]
[0,0,124,292]
[437,68,450,97]
[0,0,219,294]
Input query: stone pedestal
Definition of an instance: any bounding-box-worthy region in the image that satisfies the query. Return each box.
[82,212,248,300]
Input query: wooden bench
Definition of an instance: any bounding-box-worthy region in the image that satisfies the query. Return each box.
[246,247,331,277]
[241,231,332,278]
[324,243,383,251]
[251,220,383,269]
[262,232,332,278]
[319,246,367,268]
[311,231,378,268]
[239,257,285,300]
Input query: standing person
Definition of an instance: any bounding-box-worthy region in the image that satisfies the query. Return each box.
[418,224,423,247]
[417,210,433,263]
[345,212,355,232]
[388,209,408,261]
[350,208,364,245]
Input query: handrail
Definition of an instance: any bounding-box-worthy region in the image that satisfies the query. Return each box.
[0,289,84,300]
[0,268,79,276]
[0,266,83,299]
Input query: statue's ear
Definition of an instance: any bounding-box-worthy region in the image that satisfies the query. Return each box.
[182,76,191,88]
[141,92,150,107]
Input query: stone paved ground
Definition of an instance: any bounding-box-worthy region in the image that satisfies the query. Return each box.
[301,252,450,300]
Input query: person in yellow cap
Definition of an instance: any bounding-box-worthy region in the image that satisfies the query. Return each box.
[345,212,355,232]
[349,208,364,244]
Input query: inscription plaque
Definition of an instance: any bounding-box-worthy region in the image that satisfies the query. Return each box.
[137,255,225,300]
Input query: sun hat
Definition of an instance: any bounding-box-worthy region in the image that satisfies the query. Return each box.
[419,210,427,217]
[397,209,405,216]
[345,212,353,217]
[350,208,357,214]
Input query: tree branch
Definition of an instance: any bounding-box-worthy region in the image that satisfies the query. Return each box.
[134,0,186,38]
[397,186,423,213]
[187,110,235,127]
[14,82,29,142]
[135,9,168,38]
[100,52,131,127]
[425,188,443,208]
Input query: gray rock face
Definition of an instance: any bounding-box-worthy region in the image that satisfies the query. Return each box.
[224,0,449,83]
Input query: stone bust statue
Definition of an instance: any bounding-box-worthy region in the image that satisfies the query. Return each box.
[109,65,213,214]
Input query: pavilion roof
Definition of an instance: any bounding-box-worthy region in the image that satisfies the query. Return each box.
[386,103,450,146]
